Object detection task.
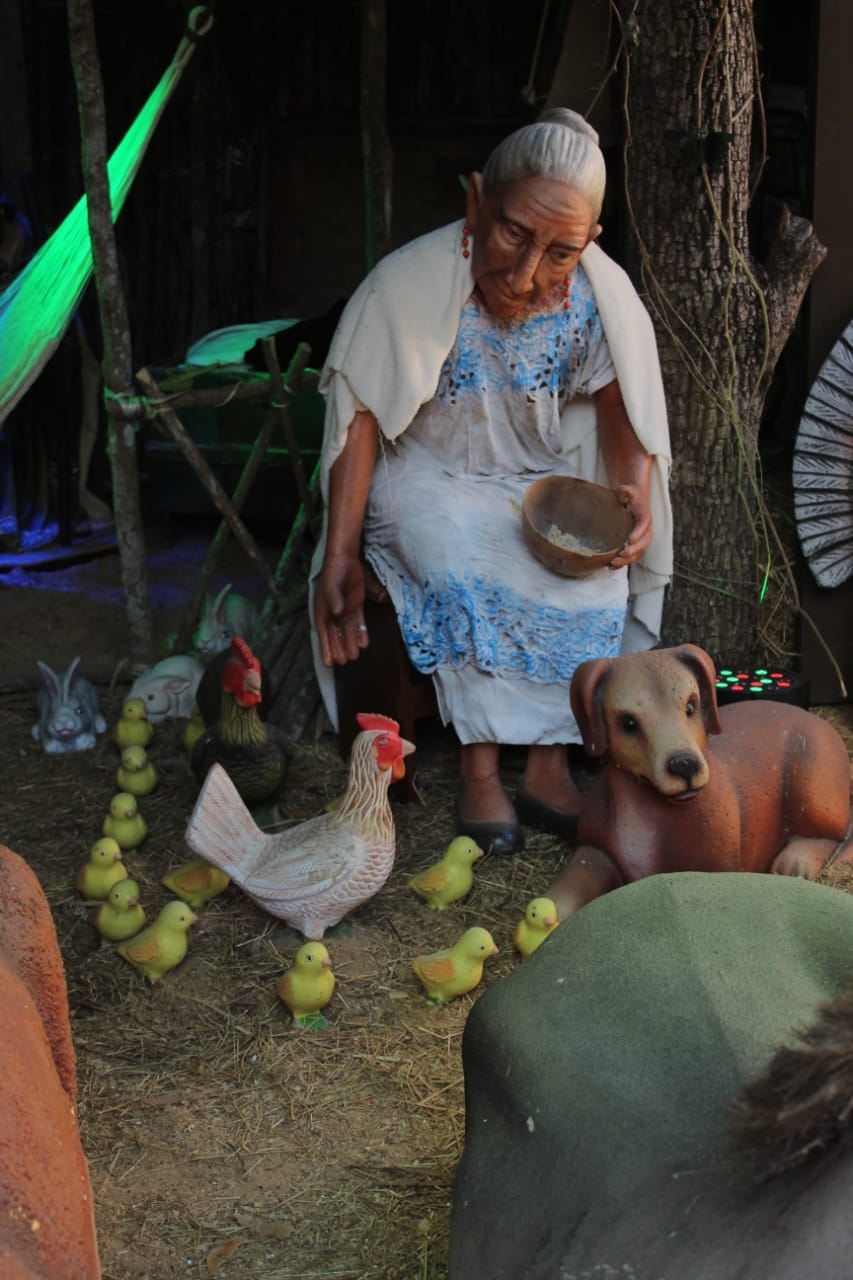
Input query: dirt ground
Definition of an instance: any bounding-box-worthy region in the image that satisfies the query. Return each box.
[0,517,574,1280]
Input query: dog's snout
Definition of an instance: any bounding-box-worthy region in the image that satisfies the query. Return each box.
[667,752,701,783]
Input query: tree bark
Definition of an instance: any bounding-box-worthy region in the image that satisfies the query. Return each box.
[615,0,826,663]
[67,0,152,665]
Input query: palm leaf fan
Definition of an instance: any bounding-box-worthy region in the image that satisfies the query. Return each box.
[792,317,853,588]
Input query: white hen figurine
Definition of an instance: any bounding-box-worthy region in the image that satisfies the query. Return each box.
[184,713,414,938]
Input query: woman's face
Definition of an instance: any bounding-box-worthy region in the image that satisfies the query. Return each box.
[465,173,601,319]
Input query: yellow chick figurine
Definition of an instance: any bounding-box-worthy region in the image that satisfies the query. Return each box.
[75,837,127,901]
[183,704,205,755]
[93,877,146,944]
[513,896,559,958]
[412,926,499,1004]
[116,899,197,981]
[162,856,230,909]
[408,835,484,910]
[276,941,336,1029]
[116,744,159,797]
[102,791,148,851]
[112,697,153,750]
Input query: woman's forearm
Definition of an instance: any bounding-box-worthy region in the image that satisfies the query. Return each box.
[595,378,651,494]
[595,378,653,565]
[325,409,381,560]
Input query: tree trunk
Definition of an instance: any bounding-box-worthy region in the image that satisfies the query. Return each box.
[67,0,152,665]
[615,0,826,664]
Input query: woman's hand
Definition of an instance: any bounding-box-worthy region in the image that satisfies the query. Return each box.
[314,553,370,667]
[315,554,391,666]
[316,409,382,665]
[609,484,652,569]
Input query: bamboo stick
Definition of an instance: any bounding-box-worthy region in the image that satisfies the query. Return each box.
[262,337,315,516]
[169,399,279,654]
[105,374,318,419]
[256,582,309,671]
[267,625,315,729]
[252,459,321,641]
[135,365,280,601]
[263,611,311,716]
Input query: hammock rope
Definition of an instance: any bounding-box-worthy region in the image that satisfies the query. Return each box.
[0,5,213,427]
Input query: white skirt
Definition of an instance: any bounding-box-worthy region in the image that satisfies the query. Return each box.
[365,439,628,746]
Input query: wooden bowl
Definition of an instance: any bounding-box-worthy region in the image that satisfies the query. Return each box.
[521,476,634,577]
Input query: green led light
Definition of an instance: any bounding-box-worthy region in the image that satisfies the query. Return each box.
[755,668,768,675]
[0,45,194,423]
[718,669,733,676]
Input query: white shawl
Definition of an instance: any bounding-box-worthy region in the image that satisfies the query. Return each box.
[316,219,673,652]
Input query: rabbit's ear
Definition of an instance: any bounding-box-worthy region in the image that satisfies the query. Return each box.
[62,656,82,699]
[37,661,61,701]
[212,583,232,621]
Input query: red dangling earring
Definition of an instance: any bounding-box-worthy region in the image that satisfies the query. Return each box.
[563,276,572,309]
[461,225,471,259]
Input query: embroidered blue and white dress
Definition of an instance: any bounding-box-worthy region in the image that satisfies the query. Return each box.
[364,265,627,745]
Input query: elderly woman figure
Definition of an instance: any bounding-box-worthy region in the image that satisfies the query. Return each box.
[311,108,672,855]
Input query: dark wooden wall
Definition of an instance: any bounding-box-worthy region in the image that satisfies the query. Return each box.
[14,0,569,366]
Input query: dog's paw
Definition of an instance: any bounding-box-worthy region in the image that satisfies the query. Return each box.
[770,841,831,880]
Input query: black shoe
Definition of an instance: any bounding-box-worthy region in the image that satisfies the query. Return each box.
[514,786,579,842]
[455,805,525,856]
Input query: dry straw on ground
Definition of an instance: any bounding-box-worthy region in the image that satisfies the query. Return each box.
[2,585,852,1280]
[2,687,570,1280]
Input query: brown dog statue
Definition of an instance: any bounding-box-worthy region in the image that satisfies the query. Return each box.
[547,644,853,920]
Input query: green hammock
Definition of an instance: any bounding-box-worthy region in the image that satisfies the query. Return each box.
[0,6,212,427]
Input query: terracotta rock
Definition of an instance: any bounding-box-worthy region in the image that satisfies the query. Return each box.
[548,644,853,918]
[0,844,100,1279]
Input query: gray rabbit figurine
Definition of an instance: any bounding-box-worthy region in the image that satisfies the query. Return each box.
[191,583,259,661]
[31,657,107,754]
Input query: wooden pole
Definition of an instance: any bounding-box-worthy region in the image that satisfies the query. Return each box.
[67,0,153,665]
[360,0,393,269]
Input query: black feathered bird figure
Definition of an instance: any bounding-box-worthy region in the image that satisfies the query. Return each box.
[191,637,288,809]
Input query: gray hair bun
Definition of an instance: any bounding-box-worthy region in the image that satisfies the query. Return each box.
[481,108,606,217]
[537,106,600,148]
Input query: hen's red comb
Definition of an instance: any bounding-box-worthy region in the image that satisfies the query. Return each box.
[356,712,400,734]
[229,636,256,665]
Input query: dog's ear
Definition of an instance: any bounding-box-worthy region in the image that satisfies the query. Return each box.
[570,658,613,756]
[673,644,723,735]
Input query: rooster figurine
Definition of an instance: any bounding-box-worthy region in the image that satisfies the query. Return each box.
[184,713,415,938]
[190,636,287,808]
